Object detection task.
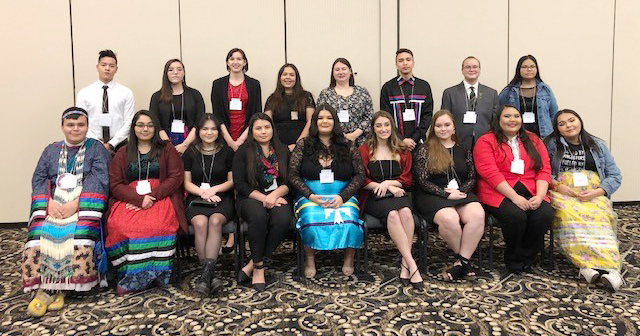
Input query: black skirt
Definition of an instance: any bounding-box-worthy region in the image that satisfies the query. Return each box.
[185,191,235,222]
[414,190,479,222]
[364,194,412,221]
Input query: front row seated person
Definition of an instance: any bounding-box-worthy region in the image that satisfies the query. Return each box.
[545,109,623,291]
[289,104,365,278]
[183,114,235,294]
[105,110,185,295]
[358,111,423,288]
[24,107,111,317]
[414,109,484,281]
[233,114,292,292]
[473,105,554,274]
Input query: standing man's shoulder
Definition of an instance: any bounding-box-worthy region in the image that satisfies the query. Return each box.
[478,83,498,95]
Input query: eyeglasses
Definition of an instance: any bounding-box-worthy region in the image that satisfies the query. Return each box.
[463,65,480,70]
[520,65,537,70]
[135,123,155,129]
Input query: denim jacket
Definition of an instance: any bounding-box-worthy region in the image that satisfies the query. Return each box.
[545,136,622,198]
[499,80,558,138]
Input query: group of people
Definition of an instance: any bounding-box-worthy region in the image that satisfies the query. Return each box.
[22,48,623,317]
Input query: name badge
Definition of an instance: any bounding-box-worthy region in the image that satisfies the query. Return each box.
[200,182,211,190]
[403,108,416,121]
[319,169,335,184]
[447,179,459,190]
[171,119,185,133]
[510,159,525,175]
[136,180,152,195]
[463,111,477,124]
[99,114,112,127]
[57,173,77,190]
[523,112,535,124]
[338,110,349,123]
[290,111,299,120]
[230,98,242,111]
[573,172,589,187]
[265,179,278,192]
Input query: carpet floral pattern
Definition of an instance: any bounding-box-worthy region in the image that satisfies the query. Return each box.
[0,204,639,335]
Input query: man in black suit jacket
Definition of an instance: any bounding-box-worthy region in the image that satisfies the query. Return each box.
[441,56,499,150]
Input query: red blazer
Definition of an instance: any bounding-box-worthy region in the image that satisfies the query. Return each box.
[473,131,551,208]
[107,142,187,233]
[357,143,412,214]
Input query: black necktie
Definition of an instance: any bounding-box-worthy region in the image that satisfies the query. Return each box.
[469,86,476,111]
[102,85,111,142]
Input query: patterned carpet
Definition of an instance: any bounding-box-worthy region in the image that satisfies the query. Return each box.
[0,204,639,335]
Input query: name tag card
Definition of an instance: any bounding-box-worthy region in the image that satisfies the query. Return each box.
[338,110,349,123]
[290,111,299,120]
[136,180,152,195]
[99,114,112,127]
[319,169,335,184]
[523,112,535,124]
[447,179,459,190]
[463,111,477,124]
[265,179,278,192]
[171,119,185,133]
[230,98,242,111]
[573,172,589,187]
[510,159,525,175]
[200,183,211,190]
[57,173,77,190]
[403,108,416,121]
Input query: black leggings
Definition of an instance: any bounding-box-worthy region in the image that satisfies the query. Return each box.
[239,198,292,263]
[485,183,555,270]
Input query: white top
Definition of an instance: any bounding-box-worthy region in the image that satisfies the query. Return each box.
[76,80,135,147]
[507,136,521,160]
[463,80,479,99]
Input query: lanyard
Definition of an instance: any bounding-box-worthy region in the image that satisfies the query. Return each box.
[137,151,151,181]
[171,93,185,121]
[567,141,586,170]
[201,151,216,183]
[377,159,393,181]
[519,86,536,113]
[398,80,415,109]
[445,147,461,183]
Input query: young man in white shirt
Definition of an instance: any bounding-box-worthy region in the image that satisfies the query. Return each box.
[76,49,135,154]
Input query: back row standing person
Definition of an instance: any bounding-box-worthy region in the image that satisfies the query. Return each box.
[499,55,558,138]
[317,58,374,147]
[150,59,205,154]
[76,49,135,155]
[441,56,499,150]
[380,48,433,152]
[211,48,262,152]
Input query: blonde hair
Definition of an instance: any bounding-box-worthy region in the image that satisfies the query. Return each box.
[425,110,459,173]
[365,111,406,160]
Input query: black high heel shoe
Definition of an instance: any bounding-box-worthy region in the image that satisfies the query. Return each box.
[399,262,410,286]
[409,267,424,290]
[252,263,266,292]
[441,254,474,281]
[237,264,252,284]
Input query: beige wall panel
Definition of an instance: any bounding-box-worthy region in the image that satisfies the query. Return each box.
[611,0,640,201]
[286,0,381,110]
[180,0,285,113]
[0,0,74,223]
[380,0,399,94]
[71,0,181,112]
[399,0,508,111]
[509,0,614,143]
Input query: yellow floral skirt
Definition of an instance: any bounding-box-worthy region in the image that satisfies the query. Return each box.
[549,170,620,270]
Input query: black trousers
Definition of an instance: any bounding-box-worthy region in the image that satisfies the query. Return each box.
[239,198,292,263]
[485,183,555,270]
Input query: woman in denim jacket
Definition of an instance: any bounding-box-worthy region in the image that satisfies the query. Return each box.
[499,55,558,138]
[544,109,623,291]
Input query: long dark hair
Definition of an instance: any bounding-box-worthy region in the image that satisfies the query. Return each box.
[507,55,543,88]
[544,109,600,157]
[226,48,248,72]
[305,103,351,164]
[266,63,308,116]
[126,110,166,162]
[190,113,225,152]
[160,59,189,104]
[490,105,542,170]
[244,113,288,188]
[329,58,355,88]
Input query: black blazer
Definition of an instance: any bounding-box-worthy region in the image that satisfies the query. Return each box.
[211,74,262,132]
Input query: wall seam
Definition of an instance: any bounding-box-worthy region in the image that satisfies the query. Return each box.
[283,0,288,63]
[396,0,400,49]
[178,0,183,60]
[507,0,510,84]
[609,0,617,146]
[69,0,76,103]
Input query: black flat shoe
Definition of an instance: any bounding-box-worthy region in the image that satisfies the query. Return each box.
[221,246,234,254]
[253,283,266,292]
[237,270,251,284]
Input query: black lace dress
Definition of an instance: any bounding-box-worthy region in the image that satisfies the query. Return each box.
[414,143,479,221]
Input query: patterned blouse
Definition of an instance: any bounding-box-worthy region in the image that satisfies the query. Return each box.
[316,85,374,146]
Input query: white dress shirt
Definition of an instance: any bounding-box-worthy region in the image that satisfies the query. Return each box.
[76,80,135,147]
[463,80,479,99]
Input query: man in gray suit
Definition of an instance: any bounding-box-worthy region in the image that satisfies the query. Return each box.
[441,56,499,149]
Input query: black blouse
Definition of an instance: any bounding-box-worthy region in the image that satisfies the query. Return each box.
[149,87,205,134]
[183,145,234,187]
[126,153,160,181]
[265,91,315,145]
[414,143,476,199]
[520,96,540,136]
[560,142,597,172]
[232,143,289,201]
[288,138,365,202]
[368,160,402,182]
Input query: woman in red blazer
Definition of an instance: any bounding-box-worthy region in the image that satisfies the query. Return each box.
[358,111,422,289]
[473,105,554,274]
